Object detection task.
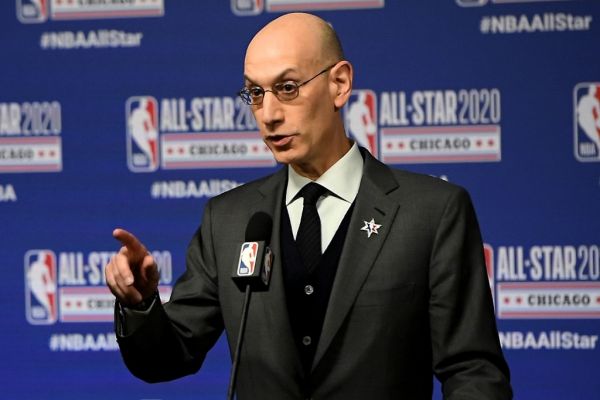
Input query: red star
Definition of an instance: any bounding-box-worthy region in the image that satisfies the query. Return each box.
[167,148,173,155]
[503,297,510,304]
[476,140,482,147]
[596,296,600,304]
[386,142,393,150]
[65,301,71,308]
[178,147,185,154]
[76,301,83,308]
[398,142,405,149]
[38,150,45,157]
[488,139,495,147]
[49,150,56,157]
[252,145,259,153]
[264,146,270,153]
[516,297,522,304]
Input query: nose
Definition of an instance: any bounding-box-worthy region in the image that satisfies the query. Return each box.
[260,91,284,129]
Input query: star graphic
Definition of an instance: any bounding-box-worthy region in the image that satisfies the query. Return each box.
[360,218,381,238]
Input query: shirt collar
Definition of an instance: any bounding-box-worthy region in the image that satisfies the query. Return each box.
[286,142,363,205]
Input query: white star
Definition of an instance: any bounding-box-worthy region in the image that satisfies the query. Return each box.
[360,218,382,238]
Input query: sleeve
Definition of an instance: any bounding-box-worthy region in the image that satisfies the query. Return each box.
[428,188,513,400]
[114,200,225,383]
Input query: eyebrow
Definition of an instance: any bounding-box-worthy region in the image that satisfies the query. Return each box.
[244,67,300,86]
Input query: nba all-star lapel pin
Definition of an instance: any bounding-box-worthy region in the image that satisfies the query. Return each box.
[360,218,381,238]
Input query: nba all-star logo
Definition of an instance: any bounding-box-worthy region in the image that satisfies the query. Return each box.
[17,0,164,23]
[125,95,275,172]
[574,82,600,162]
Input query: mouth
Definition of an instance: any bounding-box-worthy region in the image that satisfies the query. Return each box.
[266,133,298,147]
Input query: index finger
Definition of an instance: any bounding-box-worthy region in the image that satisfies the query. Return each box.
[113,228,147,260]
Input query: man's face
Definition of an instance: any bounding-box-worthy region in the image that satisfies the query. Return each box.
[244,45,339,171]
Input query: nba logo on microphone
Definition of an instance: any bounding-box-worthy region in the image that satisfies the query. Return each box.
[574,83,600,162]
[16,0,48,23]
[126,96,160,172]
[24,250,58,325]
[231,0,263,16]
[237,242,258,276]
[345,90,379,158]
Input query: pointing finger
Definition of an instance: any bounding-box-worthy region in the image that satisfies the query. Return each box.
[113,228,147,262]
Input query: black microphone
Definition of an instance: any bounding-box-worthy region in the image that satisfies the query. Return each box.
[228,212,273,400]
[231,211,273,292]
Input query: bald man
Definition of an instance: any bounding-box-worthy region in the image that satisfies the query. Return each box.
[107,13,512,400]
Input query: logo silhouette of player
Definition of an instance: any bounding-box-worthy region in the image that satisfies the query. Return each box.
[129,98,159,168]
[577,84,600,152]
[27,252,56,321]
[347,91,377,154]
[239,243,257,275]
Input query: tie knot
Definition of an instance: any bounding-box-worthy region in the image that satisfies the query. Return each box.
[299,182,327,206]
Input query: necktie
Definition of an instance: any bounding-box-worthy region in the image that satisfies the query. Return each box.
[296,182,327,272]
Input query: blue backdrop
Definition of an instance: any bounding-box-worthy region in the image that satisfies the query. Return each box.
[1,1,599,399]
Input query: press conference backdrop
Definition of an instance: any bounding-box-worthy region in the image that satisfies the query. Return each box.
[1,1,598,399]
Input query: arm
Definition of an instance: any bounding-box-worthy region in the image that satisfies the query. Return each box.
[108,200,224,382]
[429,188,512,400]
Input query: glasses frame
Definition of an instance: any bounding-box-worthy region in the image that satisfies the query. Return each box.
[239,63,339,106]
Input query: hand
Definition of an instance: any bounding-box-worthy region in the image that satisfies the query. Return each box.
[105,228,159,306]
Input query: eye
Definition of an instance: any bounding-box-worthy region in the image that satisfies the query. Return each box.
[276,81,298,94]
[248,87,264,98]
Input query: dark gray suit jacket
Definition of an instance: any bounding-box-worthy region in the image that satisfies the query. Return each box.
[117,150,512,399]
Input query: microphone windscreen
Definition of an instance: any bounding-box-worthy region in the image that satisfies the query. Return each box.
[244,212,273,243]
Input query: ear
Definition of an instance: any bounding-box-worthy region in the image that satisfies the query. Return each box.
[329,61,353,110]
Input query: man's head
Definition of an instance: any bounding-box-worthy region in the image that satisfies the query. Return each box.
[243,13,353,179]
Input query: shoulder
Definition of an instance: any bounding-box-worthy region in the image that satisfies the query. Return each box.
[205,167,285,211]
[362,149,469,204]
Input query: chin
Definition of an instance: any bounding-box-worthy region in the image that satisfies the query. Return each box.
[270,147,305,166]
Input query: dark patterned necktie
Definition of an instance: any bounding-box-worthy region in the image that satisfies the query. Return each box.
[296,182,327,272]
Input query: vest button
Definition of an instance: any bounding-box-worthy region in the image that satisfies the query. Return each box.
[302,336,312,346]
[304,284,314,295]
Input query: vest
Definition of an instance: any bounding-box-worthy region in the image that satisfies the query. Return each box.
[280,202,355,374]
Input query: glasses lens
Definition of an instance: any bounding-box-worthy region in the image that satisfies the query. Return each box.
[274,82,299,101]
[240,87,265,105]
[239,89,253,105]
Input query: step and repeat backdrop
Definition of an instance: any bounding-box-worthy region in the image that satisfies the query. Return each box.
[1,1,599,399]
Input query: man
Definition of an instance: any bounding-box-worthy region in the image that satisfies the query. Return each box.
[106,13,512,399]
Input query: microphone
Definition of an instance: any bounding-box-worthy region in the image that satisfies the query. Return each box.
[231,211,273,292]
[227,212,273,400]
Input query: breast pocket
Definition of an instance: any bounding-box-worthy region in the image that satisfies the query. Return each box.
[354,282,415,308]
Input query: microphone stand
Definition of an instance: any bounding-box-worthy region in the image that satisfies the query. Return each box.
[227,284,252,400]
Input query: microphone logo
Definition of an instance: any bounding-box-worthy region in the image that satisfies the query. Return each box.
[237,242,258,276]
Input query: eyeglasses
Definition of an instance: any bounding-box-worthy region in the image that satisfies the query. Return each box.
[239,63,338,106]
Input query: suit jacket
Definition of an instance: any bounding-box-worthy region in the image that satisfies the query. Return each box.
[116,149,512,399]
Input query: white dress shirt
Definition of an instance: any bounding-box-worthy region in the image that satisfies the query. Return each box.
[285,143,363,253]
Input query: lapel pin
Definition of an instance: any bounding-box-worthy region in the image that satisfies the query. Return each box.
[360,218,381,238]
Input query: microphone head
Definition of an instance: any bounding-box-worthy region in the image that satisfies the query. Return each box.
[244,212,273,243]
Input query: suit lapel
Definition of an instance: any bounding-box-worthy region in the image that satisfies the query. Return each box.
[312,152,400,371]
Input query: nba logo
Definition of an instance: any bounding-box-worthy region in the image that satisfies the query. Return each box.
[574,83,600,162]
[16,0,48,23]
[24,250,58,325]
[237,242,258,276]
[231,0,263,16]
[126,96,160,172]
[483,244,495,307]
[345,90,379,158]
